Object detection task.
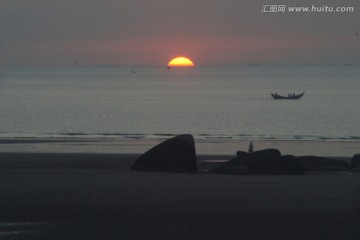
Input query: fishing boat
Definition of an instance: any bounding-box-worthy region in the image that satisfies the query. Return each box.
[271,92,304,100]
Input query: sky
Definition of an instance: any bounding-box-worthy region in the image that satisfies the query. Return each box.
[1,0,360,67]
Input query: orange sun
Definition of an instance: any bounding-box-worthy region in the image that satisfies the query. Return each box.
[167,57,195,67]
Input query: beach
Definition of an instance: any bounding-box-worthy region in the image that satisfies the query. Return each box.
[0,138,359,239]
[0,137,359,157]
[2,1,360,238]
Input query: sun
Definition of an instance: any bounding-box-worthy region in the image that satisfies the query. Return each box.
[167,57,195,67]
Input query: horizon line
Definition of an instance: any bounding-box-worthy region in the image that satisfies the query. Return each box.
[2,63,359,68]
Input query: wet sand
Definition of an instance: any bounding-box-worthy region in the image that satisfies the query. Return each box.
[0,139,359,239]
[0,137,359,157]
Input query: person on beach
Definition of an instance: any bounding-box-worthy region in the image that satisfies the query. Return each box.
[248,142,254,154]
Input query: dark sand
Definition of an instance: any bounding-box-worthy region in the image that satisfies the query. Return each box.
[1,137,359,157]
[1,152,360,240]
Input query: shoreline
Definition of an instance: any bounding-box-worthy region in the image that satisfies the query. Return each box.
[0,137,359,157]
[0,137,357,174]
[0,151,355,176]
[0,153,357,176]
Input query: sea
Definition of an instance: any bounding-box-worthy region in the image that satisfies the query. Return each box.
[0,65,359,142]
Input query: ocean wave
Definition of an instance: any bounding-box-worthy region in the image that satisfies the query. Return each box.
[0,132,359,142]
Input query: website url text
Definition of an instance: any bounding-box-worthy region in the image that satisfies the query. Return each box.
[261,5,355,13]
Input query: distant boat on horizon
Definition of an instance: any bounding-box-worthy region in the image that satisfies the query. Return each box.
[271,92,304,100]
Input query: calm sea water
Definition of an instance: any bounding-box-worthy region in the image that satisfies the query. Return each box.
[0,65,359,141]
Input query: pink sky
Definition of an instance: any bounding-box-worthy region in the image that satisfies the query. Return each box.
[1,0,359,66]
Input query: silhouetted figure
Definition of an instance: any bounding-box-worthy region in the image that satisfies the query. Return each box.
[248,142,254,154]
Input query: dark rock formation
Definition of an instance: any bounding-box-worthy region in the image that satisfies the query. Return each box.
[236,151,249,162]
[351,154,360,169]
[211,149,304,175]
[246,149,282,174]
[131,134,197,173]
[298,156,350,172]
[209,156,249,175]
[280,155,305,175]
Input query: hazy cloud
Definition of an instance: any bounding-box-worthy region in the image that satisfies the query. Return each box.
[1,0,359,66]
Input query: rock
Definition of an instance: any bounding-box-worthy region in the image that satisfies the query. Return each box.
[236,151,249,160]
[351,154,360,169]
[251,149,282,161]
[209,150,258,175]
[131,134,198,173]
[211,149,303,175]
[246,149,282,173]
[280,155,305,175]
[209,157,250,175]
[298,156,350,172]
